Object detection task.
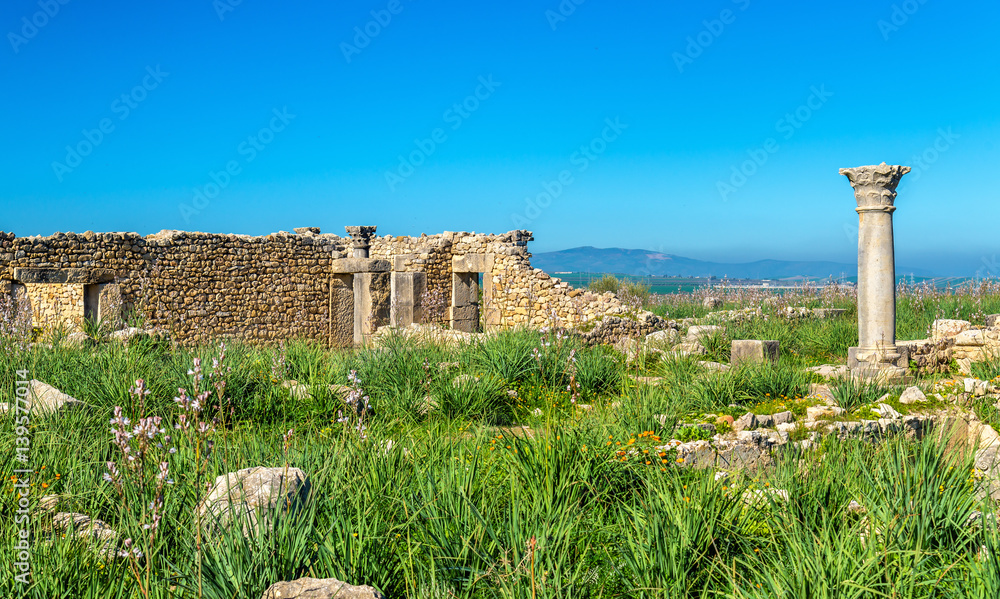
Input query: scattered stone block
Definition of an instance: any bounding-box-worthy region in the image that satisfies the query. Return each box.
[199,467,311,536]
[24,380,90,417]
[51,512,118,554]
[261,577,386,599]
[932,319,971,341]
[702,297,722,309]
[986,314,1000,328]
[898,386,927,405]
[954,329,986,346]
[730,340,779,368]
[686,325,724,343]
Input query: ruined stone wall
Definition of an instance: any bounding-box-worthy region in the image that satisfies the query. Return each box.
[0,230,348,345]
[0,227,669,345]
[375,229,669,333]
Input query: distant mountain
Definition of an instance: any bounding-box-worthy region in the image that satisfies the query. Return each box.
[530,247,937,279]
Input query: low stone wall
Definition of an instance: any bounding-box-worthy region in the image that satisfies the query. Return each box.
[898,338,955,376]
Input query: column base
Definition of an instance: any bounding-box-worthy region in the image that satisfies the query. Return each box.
[848,346,911,382]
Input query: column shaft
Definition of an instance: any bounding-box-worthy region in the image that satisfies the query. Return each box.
[857,207,896,354]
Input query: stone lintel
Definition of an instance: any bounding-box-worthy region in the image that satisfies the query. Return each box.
[452,253,494,273]
[393,254,416,272]
[330,258,390,274]
[13,267,116,284]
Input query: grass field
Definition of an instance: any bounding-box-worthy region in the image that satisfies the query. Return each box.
[2,284,1000,598]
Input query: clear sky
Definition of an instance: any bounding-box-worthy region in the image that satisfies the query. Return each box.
[2,0,998,275]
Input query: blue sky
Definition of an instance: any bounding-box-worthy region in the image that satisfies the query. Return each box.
[2,0,998,275]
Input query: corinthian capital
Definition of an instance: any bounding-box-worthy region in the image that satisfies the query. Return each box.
[345,226,377,250]
[839,163,910,210]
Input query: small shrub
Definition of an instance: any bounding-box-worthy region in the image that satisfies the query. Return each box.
[588,274,621,294]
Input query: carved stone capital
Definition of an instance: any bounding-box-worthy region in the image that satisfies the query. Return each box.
[839,163,910,209]
[344,226,377,250]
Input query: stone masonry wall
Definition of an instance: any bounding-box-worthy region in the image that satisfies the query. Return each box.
[0,230,348,345]
[0,228,668,345]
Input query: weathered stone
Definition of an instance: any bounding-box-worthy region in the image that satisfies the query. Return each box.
[756,414,775,428]
[646,329,680,346]
[261,577,385,599]
[730,340,779,368]
[702,297,722,309]
[975,444,1000,472]
[25,380,89,416]
[281,380,311,400]
[932,319,972,340]
[772,411,795,425]
[898,386,927,405]
[741,488,789,507]
[675,440,715,468]
[734,412,757,432]
[686,325,723,342]
[64,331,90,347]
[874,403,901,419]
[806,405,844,420]
[51,512,117,544]
[199,467,311,536]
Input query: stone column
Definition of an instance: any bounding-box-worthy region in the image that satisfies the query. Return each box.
[840,162,910,374]
[345,226,376,258]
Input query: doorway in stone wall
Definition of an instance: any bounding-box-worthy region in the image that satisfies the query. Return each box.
[84,284,100,323]
[450,253,496,333]
[450,271,480,333]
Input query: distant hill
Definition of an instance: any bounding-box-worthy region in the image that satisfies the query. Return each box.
[530,247,937,279]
